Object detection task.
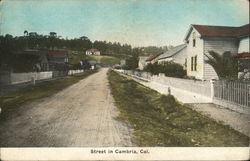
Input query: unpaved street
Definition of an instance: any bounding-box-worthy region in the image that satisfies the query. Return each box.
[0,68,132,147]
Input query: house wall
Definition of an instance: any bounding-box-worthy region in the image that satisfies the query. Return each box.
[157,47,187,66]
[238,37,249,53]
[203,37,239,80]
[86,51,100,55]
[95,51,101,55]
[172,47,187,66]
[86,51,91,55]
[158,57,173,63]
[186,28,204,80]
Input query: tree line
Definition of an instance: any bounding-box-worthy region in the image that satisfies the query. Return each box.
[0,32,170,71]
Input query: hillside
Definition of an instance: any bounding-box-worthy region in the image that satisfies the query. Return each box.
[69,52,121,66]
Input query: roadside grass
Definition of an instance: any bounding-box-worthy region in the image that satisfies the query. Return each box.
[0,70,97,122]
[108,70,249,147]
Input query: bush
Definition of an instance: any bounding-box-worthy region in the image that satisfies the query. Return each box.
[144,62,186,78]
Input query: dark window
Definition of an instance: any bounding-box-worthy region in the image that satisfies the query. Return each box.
[192,32,196,47]
[194,56,197,71]
[191,57,193,71]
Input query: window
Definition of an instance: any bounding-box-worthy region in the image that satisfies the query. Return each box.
[192,32,196,47]
[191,56,197,71]
[194,55,197,71]
[191,57,193,71]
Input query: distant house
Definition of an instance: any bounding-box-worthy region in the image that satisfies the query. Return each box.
[86,48,100,55]
[145,53,163,64]
[157,44,187,67]
[184,24,249,80]
[138,56,148,70]
[48,50,69,71]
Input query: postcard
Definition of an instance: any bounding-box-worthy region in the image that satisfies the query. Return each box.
[0,0,249,160]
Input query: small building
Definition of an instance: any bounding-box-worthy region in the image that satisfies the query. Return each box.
[86,48,100,55]
[145,53,163,64]
[184,24,249,80]
[157,44,187,67]
[48,50,69,71]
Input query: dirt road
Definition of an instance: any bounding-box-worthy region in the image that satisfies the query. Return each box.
[0,68,132,147]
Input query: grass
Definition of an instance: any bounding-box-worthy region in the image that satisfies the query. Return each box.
[87,55,121,65]
[108,70,249,147]
[0,70,97,122]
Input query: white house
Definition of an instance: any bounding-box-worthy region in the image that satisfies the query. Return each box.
[157,44,187,67]
[184,24,249,80]
[86,48,100,55]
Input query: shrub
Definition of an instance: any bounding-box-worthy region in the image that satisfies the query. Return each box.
[144,62,186,78]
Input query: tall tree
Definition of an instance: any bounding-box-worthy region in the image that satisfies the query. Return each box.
[205,51,238,80]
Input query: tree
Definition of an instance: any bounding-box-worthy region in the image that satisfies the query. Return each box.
[144,62,186,78]
[24,30,28,36]
[205,51,238,80]
[124,48,139,70]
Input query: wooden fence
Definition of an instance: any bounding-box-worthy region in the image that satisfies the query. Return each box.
[214,80,250,107]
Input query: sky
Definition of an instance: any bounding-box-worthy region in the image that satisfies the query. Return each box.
[0,0,249,47]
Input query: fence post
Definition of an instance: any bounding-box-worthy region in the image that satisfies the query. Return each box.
[210,79,215,100]
[248,85,250,107]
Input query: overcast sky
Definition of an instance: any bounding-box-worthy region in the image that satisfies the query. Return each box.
[0,0,249,47]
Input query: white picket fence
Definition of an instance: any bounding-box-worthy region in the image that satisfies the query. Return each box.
[68,70,84,76]
[119,70,250,114]
[0,70,85,85]
[213,80,250,114]
[10,72,53,84]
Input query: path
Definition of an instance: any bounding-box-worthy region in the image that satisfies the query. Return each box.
[0,68,132,147]
[188,103,250,136]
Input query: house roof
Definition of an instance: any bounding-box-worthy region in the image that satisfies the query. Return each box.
[184,24,249,40]
[23,50,48,55]
[49,50,68,57]
[86,48,100,52]
[158,44,187,60]
[146,53,163,62]
[235,52,250,59]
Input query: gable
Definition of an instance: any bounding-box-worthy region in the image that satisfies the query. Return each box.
[184,24,249,41]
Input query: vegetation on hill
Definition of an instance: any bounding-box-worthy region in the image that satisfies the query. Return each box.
[108,70,249,146]
[138,46,170,56]
[68,52,121,66]
[0,32,171,71]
